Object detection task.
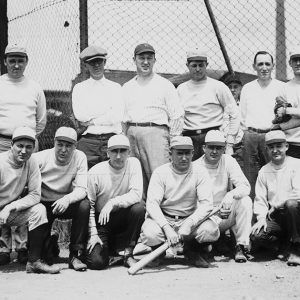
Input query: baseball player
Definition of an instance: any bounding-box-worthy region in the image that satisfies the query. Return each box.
[0,127,59,274]
[251,130,300,266]
[177,47,240,160]
[33,127,90,271]
[122,43,184,198]
[195,130,252,263]
[86,134,145,269]
[0,43,47,264]
[72,45,123,169]
[141,136,220,268]
[240,51,286,199]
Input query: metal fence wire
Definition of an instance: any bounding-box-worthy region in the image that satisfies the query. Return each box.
[3,0,300,149]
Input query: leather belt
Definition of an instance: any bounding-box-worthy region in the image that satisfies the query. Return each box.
[182,126,220,136]
[127,122,167,128]
[248,127,270,134]
[0,133,12,139]
[163,212,186,220]
[83,133,115,139]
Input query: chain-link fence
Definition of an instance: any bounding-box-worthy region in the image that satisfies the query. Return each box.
[2,0,300,149]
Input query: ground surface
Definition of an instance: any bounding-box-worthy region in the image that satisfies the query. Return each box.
[1,249,300,300]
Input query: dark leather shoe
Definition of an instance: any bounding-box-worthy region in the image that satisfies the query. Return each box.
[69,256,87,272]
[17,248,28,264]
[185,251,209,268]
[0,252,10,266]
[235,245,247,263]
[26,259,60,274]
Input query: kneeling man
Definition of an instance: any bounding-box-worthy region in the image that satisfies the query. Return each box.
[0,127,59,273]
[142,136,220,268]
[86,134,145,269]
[33,127,90,271]
[251,130,300,266]
[196,130,252,262]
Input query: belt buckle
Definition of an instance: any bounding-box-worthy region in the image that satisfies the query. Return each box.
[174,216,180,221]
[196,129,202,134]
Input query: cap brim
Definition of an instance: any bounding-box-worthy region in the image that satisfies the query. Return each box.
[12,135,35,143]
[108,145,130,150]
[135,50,155,55]
[206,142,226,146]
[55,136,76,144]
[290,54,300,59]
[266,138,286,145]
[6,52,27,57]
[187,56,207,61]
[171,145,194,150]
[84,55,106,62]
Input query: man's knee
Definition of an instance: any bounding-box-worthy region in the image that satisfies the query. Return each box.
[78,198,90,216]
[285,199,299,211]
[195,219,220,243]
[27,203,48,231]
[86,244,109,270]
[129,202,145,218]
[141,219,165,246]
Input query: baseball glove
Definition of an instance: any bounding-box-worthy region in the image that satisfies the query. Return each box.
[272,96,292,124]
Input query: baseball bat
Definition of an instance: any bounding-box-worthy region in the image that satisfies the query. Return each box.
[128,205,221,275]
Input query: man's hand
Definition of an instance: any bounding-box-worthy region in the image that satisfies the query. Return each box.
[0,206,12,225]
[87,235,103,254]
[98,202,114,226]
[219,193,234,219]
[163,224,180,247]
[52,197,70,215]
[178,218,194,237]
[251,218,267,235]
[225,144,234,156]
[270,123,281,131]
[272,96,292,124]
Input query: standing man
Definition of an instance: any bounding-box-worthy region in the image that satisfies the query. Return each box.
[195,130,252,262]
[142,136,219,268]
[240,51,286,199]
[86,134,145,269]
[72,45,123,169]
[273,46,300,159]
[177,48,240,160]
[0,126,59,274]
[33,127,90,271]
[251,131,300,266]
[123,43,184,196]
[0,43,47,263]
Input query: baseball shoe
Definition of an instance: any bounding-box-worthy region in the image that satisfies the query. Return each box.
[17,248,28,264]
[0,252,10,265]
[287,253,300,266]
[185,250,209,268]
[235,245,247,263]
[69,256,87,272]
[26,259,60,274]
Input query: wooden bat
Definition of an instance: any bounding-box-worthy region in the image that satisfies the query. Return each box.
[128,205,221,275]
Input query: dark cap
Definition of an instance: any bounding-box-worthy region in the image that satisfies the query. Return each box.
[134,43,155,56]
[224,74,242,86]
[79,45,107,62]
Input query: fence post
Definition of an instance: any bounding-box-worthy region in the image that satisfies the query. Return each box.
[0,0,8,74]
[79,0,89,79]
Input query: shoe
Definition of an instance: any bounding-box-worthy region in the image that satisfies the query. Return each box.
[26,259,60,274]
[0,252,10,266]
[69,256,87,272]
[287,253,300,266]
[185,250,209,268]
[17,248,28,264]
[124,256,138,268]
[235,245,247,263]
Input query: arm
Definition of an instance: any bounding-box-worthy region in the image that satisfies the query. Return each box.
[239,86,247,130]
[278,117,300,131]
[35,89,47,136]
[87,173,99,237]
[72,84,91,123]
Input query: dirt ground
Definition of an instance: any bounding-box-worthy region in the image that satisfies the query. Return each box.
[1,248,300,300]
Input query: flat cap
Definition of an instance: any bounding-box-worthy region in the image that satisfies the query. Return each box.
[108,134,130,150]
[12,126,36,143]
[265,130,286,145]
[187,47,208,61]
[224,74,242,86]
[134,43,155,56]
[5,43,27,57]
[205,130,226,146]
[80,45,107,62]
[170,136,193,150]
[55,127,77,144]
[289,45,300,60]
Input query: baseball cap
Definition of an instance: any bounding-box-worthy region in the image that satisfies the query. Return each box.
[289,45,300,60]
[55,127,77,144]
[134,43,155,56]
[224,74,242,86]
[108,134,130,150]
[79,45,107,62]
[170,136,193,150]
[187,47,208,61]
[12,126,36,143]
[205,130,226,146]
[265,130,286,145]
[5,43,27,57]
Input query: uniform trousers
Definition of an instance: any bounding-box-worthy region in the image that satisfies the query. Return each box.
[286,144,300,159]
[85,202,145,270]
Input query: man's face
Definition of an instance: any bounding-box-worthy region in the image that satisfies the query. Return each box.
[4,55,28,79]
[228,82,242,103]
[203,144,225,165]
[266,142,288,165]
[85,58,106,80]
[11,139,34,165]
[134,52,156,77]
[253,54,274,81]
[54,140,76,164]
[171,148,193,172]
[289,56,300,76]
[186,60,207,82]
[108,148,129,170]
